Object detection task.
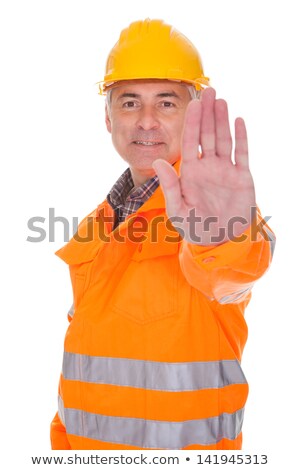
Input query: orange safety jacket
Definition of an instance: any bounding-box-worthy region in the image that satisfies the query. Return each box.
[50,161,275,450]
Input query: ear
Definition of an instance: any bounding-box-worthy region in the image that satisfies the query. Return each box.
[105,104,112,133]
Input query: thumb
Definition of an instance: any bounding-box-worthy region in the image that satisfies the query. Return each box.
[152,159,182,216]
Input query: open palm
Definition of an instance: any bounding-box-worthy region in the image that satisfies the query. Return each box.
[153,88,256,245]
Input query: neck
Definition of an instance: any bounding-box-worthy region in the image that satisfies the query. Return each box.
[129,168,156,188]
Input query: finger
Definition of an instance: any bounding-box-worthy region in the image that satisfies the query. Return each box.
[152,159,182,215]
[215,99,233,159]
[200,87,216,157]
[234,118,249,168]
[181,99,202,163]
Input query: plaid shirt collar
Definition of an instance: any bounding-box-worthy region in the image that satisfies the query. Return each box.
[107,167,160,226]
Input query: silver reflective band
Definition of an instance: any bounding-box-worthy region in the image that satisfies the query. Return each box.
[219,287,251,305]
[62,404,244,448]
[63,352,247,391]
[68,303,75,318]
[58,394,65,425]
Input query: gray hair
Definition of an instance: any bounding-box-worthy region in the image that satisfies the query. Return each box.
[187,85,201,100]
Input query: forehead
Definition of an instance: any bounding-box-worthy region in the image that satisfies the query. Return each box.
[110,80,191,101]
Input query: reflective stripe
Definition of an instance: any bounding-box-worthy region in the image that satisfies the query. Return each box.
[61,402,244,448]
[58,394,65,425]
[68,303,75,318]
[63,352,247,391]
[219,287,251,305]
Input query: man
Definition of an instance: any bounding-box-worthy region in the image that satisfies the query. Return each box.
[50,19,275,450]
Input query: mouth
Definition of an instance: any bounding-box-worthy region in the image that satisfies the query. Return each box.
[133,141,164,146]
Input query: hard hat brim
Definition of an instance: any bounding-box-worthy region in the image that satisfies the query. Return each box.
[97,76,210,96]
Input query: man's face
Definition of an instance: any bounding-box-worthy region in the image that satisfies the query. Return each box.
[105,80,192,185]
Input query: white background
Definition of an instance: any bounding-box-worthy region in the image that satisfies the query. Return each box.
[1,0,299,466]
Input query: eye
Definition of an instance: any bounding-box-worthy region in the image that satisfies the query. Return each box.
[160,101,176,108]
[122,101,138,108]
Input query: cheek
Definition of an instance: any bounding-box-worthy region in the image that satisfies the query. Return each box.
[110,115,131,138]
[110,122,130,152]
[169,121,185,148]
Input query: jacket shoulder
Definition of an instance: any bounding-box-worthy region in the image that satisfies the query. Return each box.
[55,203,108,265]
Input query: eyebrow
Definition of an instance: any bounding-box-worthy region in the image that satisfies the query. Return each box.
[116,91,181,100]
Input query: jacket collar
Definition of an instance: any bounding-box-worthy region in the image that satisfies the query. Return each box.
[56,159,182,265]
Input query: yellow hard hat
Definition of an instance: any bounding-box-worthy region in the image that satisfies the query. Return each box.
[98,19,210,95]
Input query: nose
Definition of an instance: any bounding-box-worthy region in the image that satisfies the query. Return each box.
[136,105,160,130]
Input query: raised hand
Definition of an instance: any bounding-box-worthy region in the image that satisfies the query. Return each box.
[152,87,256,245]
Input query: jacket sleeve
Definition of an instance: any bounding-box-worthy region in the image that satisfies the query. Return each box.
[179,209,275,304]
[50,412,71,450]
